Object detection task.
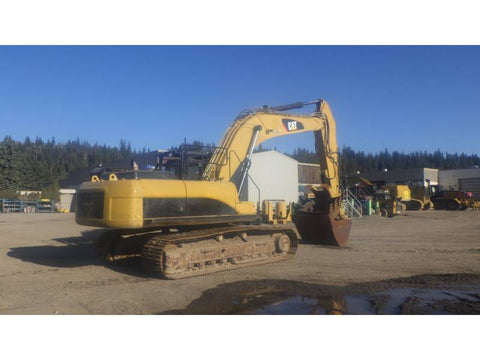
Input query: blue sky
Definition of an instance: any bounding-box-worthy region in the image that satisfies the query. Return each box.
[0,46,479,155]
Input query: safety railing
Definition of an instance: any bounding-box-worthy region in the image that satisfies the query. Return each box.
[341,188,363,219]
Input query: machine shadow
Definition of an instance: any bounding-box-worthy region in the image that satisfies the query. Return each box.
[7,229,152,278]
[160,279,349,315]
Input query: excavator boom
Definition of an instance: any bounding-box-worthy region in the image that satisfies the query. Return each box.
[203,100,341,196]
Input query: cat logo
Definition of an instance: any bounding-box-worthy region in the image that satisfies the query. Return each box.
[282,118,305,132]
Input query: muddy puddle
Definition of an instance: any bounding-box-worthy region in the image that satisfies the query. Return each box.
[162,274,480,315]
[246,288,480,315]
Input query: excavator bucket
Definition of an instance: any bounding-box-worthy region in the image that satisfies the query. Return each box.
[293,211,352,246]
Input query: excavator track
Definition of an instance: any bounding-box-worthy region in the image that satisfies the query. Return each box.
[141,224,298,279]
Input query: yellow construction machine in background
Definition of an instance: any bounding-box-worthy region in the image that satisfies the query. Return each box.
[406,184,433,210]
[345,176,407,218]
[430,186,480,210]
[371,186,404,218]
[380,184,434,215]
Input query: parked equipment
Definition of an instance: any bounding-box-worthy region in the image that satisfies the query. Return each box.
[430,185,480,210]
[372,188,404,217]
[344,176,404,217]
[75,99,351,279]
[401,184,433,211]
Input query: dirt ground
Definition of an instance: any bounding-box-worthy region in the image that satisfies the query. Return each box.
[0,210,479,314]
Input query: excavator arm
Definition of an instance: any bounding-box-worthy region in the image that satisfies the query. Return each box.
[203,99,341,196]
[203,99,351,246]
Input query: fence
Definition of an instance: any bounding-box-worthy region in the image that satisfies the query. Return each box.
[0,199,54,213]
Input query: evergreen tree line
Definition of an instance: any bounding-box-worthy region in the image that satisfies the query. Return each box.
[1,135,479,199]
[0,136,138,199]
[290,146,480,176]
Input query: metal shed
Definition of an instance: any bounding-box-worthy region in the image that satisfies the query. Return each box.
[240,150,299,206]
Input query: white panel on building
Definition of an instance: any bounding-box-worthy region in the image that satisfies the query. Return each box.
[242,151,299,206]
[423,168,439,186]
[59,189,76,212]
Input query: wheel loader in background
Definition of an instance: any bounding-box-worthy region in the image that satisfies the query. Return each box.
[430,185,480,210]
[75,99,352,279]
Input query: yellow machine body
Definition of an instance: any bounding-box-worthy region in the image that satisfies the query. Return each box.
[406,184,433,210]
[76,179,256,229]
[385,184,433,211]
[386,185,411,201]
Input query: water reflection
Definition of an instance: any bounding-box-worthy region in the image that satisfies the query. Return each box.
[241,288,479,315]
[160,278,480,315]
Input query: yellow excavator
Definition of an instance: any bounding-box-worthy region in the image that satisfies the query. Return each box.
[75,99,351,279]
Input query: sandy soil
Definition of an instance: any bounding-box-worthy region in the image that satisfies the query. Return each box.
[0,211,478,314]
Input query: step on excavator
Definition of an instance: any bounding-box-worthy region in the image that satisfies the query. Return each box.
[75,99,352,279]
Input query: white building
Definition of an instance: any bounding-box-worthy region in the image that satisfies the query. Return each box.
[240,150,299,206]
[59,189,76,212]
[439,168,480,200]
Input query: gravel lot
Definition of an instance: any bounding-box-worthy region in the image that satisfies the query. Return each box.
[0,211,479,314]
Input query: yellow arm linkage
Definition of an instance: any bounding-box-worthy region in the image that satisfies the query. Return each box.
[202,99,342,199]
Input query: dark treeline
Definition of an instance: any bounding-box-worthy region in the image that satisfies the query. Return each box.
[1,136,479,199]
[290,146,480,176]
[0,136,138,199]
